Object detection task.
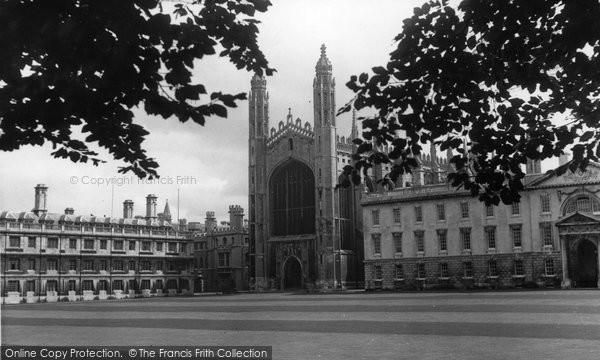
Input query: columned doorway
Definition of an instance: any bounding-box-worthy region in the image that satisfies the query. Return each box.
[556,211,600,289]
[574,239,599,288]
[283,256,302,290]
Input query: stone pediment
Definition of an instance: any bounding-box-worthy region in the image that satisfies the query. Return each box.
[528,163,600,188]
[555,211,600,226]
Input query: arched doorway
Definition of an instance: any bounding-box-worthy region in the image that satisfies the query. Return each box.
[283,257,302,290]
[575,239,598,288]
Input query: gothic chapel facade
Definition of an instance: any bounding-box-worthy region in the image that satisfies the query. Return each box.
[248,45,364,291]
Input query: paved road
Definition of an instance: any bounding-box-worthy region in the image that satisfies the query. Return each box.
[2,291,600,359]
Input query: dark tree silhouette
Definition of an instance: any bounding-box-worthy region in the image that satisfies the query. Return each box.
[0,0,275,177]
[340,0,600,204]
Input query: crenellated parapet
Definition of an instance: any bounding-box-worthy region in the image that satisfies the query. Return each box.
[193,226,249,238]
[336,135,354,153]
[267,118,314,148]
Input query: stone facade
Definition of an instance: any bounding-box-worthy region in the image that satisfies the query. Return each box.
[191,206,249,293]
[249,45,363,291]
[0,185,195,304]
[363,159,600,290]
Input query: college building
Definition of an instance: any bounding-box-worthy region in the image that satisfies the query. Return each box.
[248,45,364,291]
[362,155,600,290]
[0,184,195,304]
[191,206,250,293]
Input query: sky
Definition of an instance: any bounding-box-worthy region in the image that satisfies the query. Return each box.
[0,0,428,223]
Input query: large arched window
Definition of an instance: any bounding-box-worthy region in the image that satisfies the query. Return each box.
[269,160,315,236]
[563,195,600,215]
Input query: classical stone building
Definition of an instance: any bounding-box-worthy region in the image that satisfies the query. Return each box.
[0,185,195,304]
[191,206,249,293]
[362,156,600,290]
[248,45,363,290]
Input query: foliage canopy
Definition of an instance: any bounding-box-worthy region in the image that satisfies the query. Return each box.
[340,0,600,204]
[0,0,274,177]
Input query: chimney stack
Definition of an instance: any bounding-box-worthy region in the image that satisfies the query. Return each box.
[229,205,244,230]
[32,184,48,216]
[205,211,216,233]
[64,207,74,215]
[559,152,571,167]
[123,199,134,219]
[145,194,157,220]
[526,158,542,175]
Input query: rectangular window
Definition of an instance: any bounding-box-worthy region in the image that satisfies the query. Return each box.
[439,263,449,278]
[69,238,77,249]
[485,204,494,217]
[129,261,136,271]
[114,240,124,250]
[156,261,163,271]
[47,258,58,271]
[99,260,107,271]
[485,226,496,249]
[141,261,151,271]
[113,260,124,271]
[436,204,446,221]
[156,242,163,252]
[437,230,447,251]
[415,206,423,223]
[46,280,57,293]
[142,241,151,251]
[28,258,36,270]
[68,280,76,291]
[180,243,187,253]
[84,239,94,250]
[464,262,473,278]
[155,279,163,290]
[168,242,177,253]
[514,259,524,276]
[129,241,136,251]
[69,259,77,271]
[372,209,380,225]
[545,259,555,276]
[28,237,36,248]
[460,228,471,250]
[511,202,520,215]
[395,264,403,279]
[218,253,230,267]
[488,260,498,277]
[141,279,151,290]
[393,208,401,224]
[98,280,108,291]
[82,280,93,291]
[393,232,402,253]
[83,260,94,271]
[374,265,382,279]
[417,263,426,279]
[540,193,551,213]
[47,237,58,249]
[372,234,381,255]
[9,236,20,248]
[7,280,20,292]
[540,222,553,247]
[113,280,123,291]
[415,231,424,253]
[460,202,469,219]
[9,258,20,271]
[27,280,36,292]
[100,240,107,250]
[511,225,522,248]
